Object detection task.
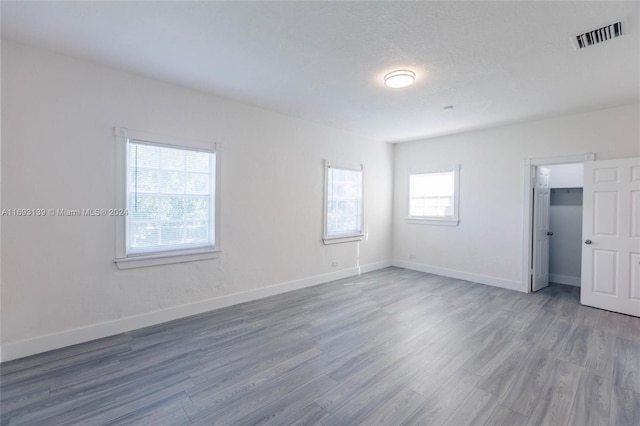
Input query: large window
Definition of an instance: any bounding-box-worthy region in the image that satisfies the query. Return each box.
[114,128,220,268]
[324,161,364,243]
[407,165,460,226]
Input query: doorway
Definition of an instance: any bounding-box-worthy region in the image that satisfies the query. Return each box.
[521,154,593,294]
[523,155,640,316]
[547,164,584,289]
[530,163,584,292]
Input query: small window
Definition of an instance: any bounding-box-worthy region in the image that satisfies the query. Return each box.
[407,165,460,226]
[324,161,364,244]
[114,128,221,268]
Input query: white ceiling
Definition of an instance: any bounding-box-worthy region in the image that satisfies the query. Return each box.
[2,1,639,143]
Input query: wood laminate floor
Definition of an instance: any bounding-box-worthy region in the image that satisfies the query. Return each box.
[1,267,639,425]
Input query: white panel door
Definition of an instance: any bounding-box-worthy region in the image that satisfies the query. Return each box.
[581,157,640,317]
[532,166,551,292]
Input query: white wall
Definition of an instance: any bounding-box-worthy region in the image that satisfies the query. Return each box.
[392,103,640,290]
[549,188,583,286]
[547,163,583,188]
[0,41,393,361]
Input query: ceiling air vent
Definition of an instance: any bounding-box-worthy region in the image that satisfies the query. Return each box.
[572,20,624,50]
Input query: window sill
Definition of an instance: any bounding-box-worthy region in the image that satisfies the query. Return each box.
[323,234,364,245]
[114,249,222,269]
[405,218,460,226]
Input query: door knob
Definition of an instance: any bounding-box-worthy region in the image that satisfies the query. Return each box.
[585,240,592,245]
[547,232,554,236]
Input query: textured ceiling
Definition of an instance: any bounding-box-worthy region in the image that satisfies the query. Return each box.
[2,1,639,142]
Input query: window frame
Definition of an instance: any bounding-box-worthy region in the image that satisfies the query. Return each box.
[114,127,221,269]
[406,164,460,226]
[323,160,365,244]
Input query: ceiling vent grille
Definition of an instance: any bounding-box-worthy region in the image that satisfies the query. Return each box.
[572,20,624,50]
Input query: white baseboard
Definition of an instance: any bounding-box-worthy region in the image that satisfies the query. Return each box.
[392,260,524,292]
[549,273,581,287]
[1,260,391,363]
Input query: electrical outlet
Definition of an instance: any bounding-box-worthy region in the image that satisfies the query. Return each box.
[409,253,416,259]
[331,261,339,267]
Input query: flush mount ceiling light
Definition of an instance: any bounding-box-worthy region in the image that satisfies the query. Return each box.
[384,70,415,88]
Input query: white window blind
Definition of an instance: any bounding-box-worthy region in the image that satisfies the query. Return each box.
[127,139,215,255]
[325,162,363,240]
[409,171,455,217]
[407,165,460,226]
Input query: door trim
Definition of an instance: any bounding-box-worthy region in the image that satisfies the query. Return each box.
[521,153,595,293]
